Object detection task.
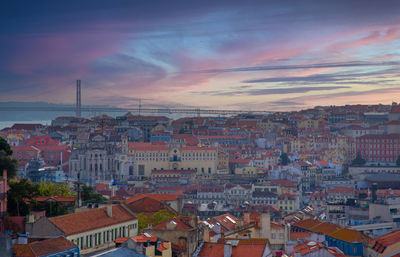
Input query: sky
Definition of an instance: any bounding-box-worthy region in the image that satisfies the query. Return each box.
[1,0,400,111]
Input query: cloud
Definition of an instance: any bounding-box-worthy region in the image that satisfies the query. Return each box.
[197,61,400,74]
[242,68,399,84]
[194,86,350,96]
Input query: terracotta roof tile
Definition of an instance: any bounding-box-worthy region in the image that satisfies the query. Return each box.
[14,237,77,256]
[152,217,193,231]
[309,222,341,234]
[13,244,35,257]
[125,197,174,214]
[125,193,178,204]
[292,219,322,230]
[49,205,135,236]
[328,228,365,243]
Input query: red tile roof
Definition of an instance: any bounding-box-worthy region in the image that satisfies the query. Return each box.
[180,146,217,151]
[125,197,174,214]
[152,217,193,231]
[198,241,268,257]
[48,205,136,236]
[32,196,76,203]
[292,219,322,230]
[369,229,400,253]
[132,234,158,243]
[125,193,178,204]
[328,228,366,243]
[128,142,170,151]
[327,186,354,194]
[309,222,341,235]
[13,237,77,257]
[293,241,345,257]
[211,214,240,232]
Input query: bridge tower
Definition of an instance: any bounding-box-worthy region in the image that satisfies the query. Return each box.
[76,80,81,118]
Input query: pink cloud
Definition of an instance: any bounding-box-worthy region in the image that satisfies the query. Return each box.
[327,27,400,53]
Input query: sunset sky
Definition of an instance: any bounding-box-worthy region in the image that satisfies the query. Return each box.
[1,0,400,111]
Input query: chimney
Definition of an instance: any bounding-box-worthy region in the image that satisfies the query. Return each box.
[2,169,7,179]
[243,212,250,224]
[203,227,210,242]
[27,213,35,223]
[106,205,113,218]
[224,243,232,257]
[111,185,116,198]
[260,212,271,239]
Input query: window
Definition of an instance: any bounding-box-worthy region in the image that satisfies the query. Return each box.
[138,165,145,176]
[271,233,276,239]
[279,233,284,239]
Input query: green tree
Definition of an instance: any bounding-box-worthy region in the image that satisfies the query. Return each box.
[151,209,175,225]
[81,185,106,204]
[38,181,76,197]
[396,155,400,167]
[0,137,18,179]
[278,152,290,165]
[137,213,150,232]
[137,209,176,232]
[7,179,40,216]
[351,152,366,166]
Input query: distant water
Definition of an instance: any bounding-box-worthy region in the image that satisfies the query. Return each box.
[0,120,51,130]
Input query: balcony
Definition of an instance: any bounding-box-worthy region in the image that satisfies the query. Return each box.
[170,157,181,162]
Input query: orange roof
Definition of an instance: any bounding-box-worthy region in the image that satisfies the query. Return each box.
[198,241,268,257]
[293,219,322,230]
[211,214,240,232]
[180,146,217,151]
[293,241,345,257]
[132,234,158,243]
[152,217,193,231]
[48,205,136,236]
[125,197,175,214]
[369,229,400,253]
[12,244,34,257]
[328,228,365,243]
[309,222,341,234]
[33,196,76,203]
[157,244,168,252]
[13,237,77,257]
[126,193,178,204]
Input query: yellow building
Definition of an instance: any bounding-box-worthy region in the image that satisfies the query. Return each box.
[278,194,297,213]
[297,118,320,130]
[124,142,217,178]
[217,150,229,174]
[234,166,256,175]
[259,120,288,132]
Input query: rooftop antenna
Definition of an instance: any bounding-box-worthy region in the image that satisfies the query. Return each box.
[76,80,82,118]
[139,98,142,116]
